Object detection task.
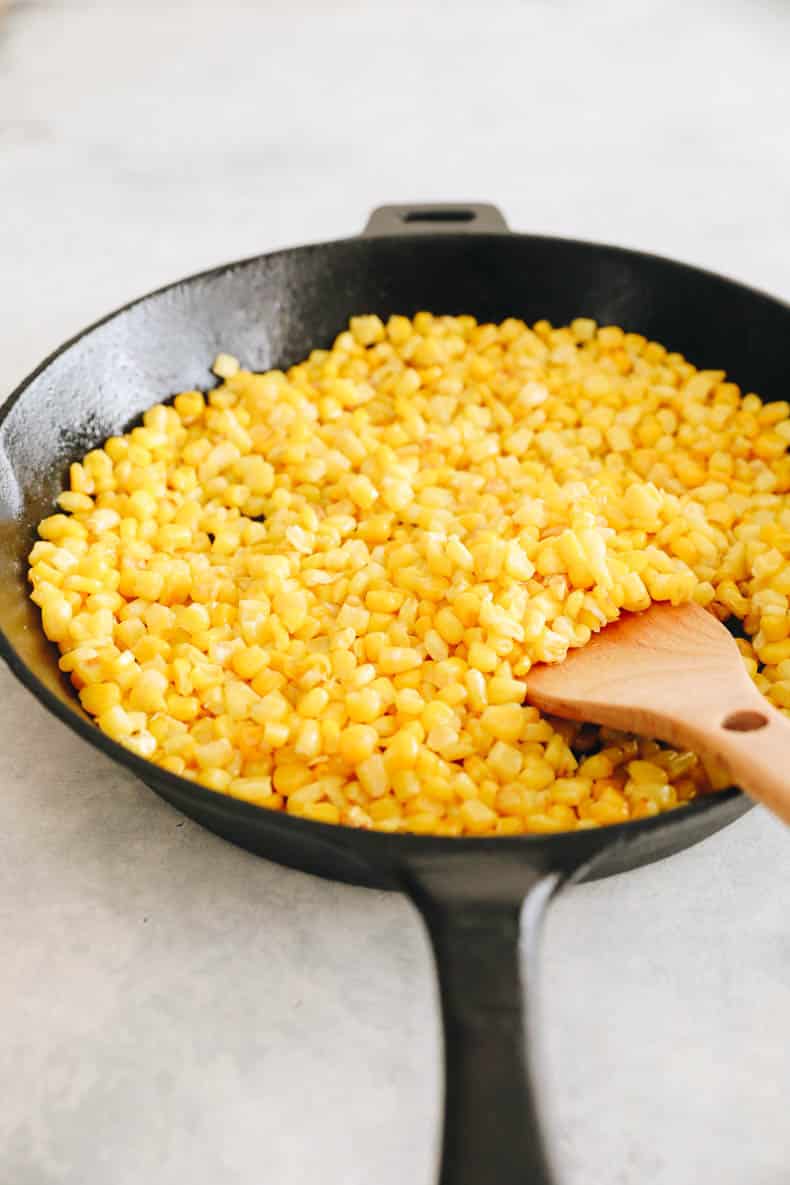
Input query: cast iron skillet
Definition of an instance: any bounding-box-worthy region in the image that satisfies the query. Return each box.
[3,202,781,1185]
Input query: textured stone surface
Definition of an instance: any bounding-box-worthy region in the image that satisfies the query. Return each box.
[2,2,790,1182]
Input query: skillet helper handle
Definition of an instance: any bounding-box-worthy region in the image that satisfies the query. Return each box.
[363,203,509,236]
[404,866,562,1185]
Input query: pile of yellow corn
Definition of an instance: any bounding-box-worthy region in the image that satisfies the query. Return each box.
[27,314,790,835]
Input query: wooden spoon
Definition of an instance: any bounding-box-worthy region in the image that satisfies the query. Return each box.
[527,600,790,825]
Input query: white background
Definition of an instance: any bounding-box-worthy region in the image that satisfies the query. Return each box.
[2,2,790,1183]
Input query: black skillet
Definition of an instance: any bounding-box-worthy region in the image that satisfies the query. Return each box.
[2,202,779,1184]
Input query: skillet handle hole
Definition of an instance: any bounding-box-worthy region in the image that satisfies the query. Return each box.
[402,208,476,224]
[722,709,768,732]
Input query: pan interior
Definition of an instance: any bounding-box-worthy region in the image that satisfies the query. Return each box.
[0,231,784,805]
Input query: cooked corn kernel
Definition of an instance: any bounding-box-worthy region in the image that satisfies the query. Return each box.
[31,314,782,836]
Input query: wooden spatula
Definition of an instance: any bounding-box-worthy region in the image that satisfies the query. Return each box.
[527,600,790,825]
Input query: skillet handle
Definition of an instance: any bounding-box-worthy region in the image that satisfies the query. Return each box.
[402,862,563,1185]
[363,203,510,236]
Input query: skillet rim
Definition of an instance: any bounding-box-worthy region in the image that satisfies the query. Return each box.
[0,227,766,855]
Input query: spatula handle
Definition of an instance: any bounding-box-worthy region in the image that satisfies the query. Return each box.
[711,698,790,825]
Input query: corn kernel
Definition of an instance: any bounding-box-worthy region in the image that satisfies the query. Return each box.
[346,689,383,723]
[468,642,498,673]
[480,704,525,743]
[378,647,422,675]
[487,676,528,705]
[298,687,330,717]
[357,754,390,798]
[79,683,121,715]
[460,799,497,834]
[385,728,420,770]
[338,724,379,765]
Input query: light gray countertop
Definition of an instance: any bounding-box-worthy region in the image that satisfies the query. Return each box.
[2,2,790,1182]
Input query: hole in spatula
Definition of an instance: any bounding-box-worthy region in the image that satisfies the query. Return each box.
[722,710,768,732]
